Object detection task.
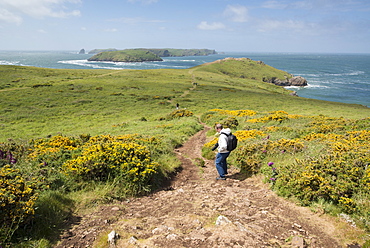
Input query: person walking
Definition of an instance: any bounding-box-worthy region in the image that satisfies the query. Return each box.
[212,123,231,180]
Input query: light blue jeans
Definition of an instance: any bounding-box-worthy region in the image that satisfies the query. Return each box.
[215,152,230,177]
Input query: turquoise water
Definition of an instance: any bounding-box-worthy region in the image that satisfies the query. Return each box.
[1,51,369,107]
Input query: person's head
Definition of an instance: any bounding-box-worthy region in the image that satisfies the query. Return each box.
[215,124,223,132]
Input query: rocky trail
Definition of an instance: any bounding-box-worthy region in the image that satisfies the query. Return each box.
[56,125,362,248]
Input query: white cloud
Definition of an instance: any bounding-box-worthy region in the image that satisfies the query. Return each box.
[197,21,225,30]
[223,5,249,22]
[257,20,320,35]
[0,0,81,24]
[104,28,118,32]
[0,8,22,24]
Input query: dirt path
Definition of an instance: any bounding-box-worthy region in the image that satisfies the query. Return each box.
[56,125,359,248]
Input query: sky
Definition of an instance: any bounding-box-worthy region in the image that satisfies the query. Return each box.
[0,0,369,53]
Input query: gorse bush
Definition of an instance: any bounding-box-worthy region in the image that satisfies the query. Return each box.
[28,134,163,194]
[63,141,160,194]
[29,135,82,168]
[209,109,257,117]
[0,165,40,243]
[247,110,302,123]
[165,109,194,120]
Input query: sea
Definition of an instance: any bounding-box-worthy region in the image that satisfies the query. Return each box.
[0,50,369,108]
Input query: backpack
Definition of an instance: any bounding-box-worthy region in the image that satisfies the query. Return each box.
[221,132,238,151]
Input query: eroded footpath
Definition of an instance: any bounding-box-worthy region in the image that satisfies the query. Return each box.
[56,126,361,248]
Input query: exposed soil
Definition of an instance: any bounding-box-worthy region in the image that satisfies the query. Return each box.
[55,125,363,248]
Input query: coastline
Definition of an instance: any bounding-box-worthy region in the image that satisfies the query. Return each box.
[1,51,369,107]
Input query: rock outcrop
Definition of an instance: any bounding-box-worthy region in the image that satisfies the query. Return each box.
[289,76,308,86]
[265,76,307,87]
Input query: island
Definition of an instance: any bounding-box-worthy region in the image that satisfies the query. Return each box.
[87,49,163,62]
[87,48,217,62]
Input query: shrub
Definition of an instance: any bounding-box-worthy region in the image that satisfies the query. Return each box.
[209,109,257,117]
[62,141,160,195]
[28,135,82,168]
[0,165,39,243]
[263,138,305,154]
[222,117,238,129]
[165,109,194,120]
[247,110,301,123]
[234,143,265,176]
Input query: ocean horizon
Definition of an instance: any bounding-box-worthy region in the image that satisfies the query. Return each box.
[1,50,369,108]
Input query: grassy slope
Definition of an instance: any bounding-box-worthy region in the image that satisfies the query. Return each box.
[1,59,369,142]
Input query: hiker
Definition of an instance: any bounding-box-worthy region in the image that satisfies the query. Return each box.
[212,123,231,180]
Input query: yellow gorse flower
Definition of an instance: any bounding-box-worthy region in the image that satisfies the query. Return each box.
[209,109,257,117]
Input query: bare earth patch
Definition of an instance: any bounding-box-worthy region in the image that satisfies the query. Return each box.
[55,126,363,248]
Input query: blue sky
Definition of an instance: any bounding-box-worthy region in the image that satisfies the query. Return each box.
[0,0,369,53]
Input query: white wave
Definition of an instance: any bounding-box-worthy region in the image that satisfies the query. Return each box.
[300,70,365,78]
[299,73,320,77]
[284,86,301,89]
[305,84,331,89]
[285,83,331,90]
[325,71,365,77]
[346,71,365,76]
[310,79,357,86]
[58,59,123,70]
[0,60,21,66]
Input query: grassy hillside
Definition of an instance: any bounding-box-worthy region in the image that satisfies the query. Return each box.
[1,58,370,247]
[1,59,369,142]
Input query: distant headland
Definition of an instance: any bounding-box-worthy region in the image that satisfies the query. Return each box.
[86,48,217,62]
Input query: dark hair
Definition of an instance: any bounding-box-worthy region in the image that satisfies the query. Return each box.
[215,124,223,129]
